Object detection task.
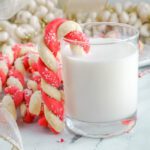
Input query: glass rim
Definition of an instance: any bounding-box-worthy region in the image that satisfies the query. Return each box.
[63,22,139,45]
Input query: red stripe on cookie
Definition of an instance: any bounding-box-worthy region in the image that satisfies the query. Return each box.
[23,56,30,70]
[38,59,61,88]
[4,86,23,107]
[9,69,25,86]
[13,90,24,107]
[0,69,7,85]
[23,109,35,123]
[29,62,38,73]
[44,18,66,57]
[41,91,64,121]
[38,116,48,127]
[65,31,90,53]
[4,86,19,95]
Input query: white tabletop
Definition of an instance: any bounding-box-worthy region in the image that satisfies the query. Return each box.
[15,73,150,150]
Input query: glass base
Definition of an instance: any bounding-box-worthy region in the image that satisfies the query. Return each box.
[66,113,137,138]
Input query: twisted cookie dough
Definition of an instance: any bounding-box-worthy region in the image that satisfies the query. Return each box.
[38,18,89,133]
[1,44,39,121]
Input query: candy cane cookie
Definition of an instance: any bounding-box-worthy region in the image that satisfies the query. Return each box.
[0,43,38,93]
[21,88,36,123]
[20,57,41,123]
[1,44,39,120]
[19,70,42,123]
[38,18,90,133]
[28,71,42,117]
[2,68,24,120]
[17,52,42,123]
[17,53,40,122]
[2,43,38,86]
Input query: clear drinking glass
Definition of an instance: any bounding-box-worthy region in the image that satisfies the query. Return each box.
[0,104,23,150]
[61,22,139,138]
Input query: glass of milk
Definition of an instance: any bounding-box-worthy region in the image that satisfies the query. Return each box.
[61,22,139,138]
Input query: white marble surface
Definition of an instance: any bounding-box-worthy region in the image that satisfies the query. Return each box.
[14,73,150,150]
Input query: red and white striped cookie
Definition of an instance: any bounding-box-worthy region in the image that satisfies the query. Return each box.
[2,68,24,120]
[38,18,90,133]
[2,44,40,121]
